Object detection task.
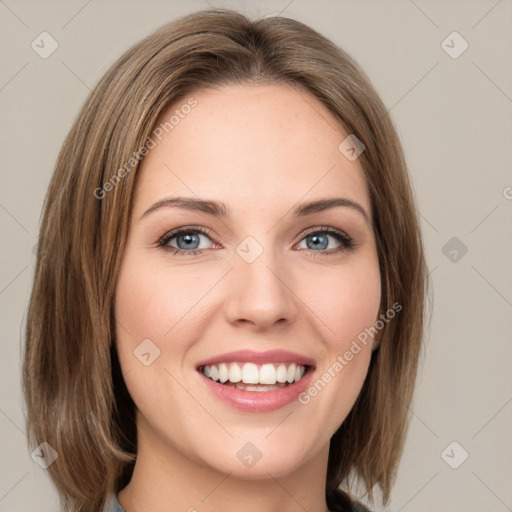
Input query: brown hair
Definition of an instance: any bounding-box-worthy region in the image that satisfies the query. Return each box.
[22,7,430,511]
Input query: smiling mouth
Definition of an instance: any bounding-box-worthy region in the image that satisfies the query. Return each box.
[198,361,311,392]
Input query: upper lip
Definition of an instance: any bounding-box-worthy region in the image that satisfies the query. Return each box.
[196,349,316,369]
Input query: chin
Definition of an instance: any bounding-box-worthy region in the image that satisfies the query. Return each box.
[194,434,315,480]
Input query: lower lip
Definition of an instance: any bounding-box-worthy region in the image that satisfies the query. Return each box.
[198,369,314,412]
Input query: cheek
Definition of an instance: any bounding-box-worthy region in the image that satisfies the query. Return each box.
[113,254,192,414]
[114,253,211,349]
[285,256,381,450]
[113,250,227,411]
[303,255,381,350]
[298,253,380,408]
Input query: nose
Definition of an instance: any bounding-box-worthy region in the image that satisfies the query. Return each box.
[223,248,299,331]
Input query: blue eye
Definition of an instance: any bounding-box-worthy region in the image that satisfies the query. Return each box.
[158,227,215,255]
[157,225,354,257]
[297,228,354,254]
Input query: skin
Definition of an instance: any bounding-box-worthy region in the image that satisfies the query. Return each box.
[114,83,381,512]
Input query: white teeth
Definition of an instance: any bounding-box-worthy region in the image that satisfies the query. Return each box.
[286,363,296,383]
[241,362,259,384]
[234,382,285,392]
[201,361,308,386]
[276,364,288,383]
[218,363,229,383]
[228,362,242,383]
[259,363,276,384]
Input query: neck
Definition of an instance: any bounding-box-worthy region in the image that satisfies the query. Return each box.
[117,417,331,512]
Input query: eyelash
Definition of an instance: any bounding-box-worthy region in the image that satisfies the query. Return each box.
[156,225,355,258]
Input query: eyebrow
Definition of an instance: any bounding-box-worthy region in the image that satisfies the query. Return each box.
[140,196,370,223]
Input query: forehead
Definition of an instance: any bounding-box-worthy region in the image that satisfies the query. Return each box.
[133,83,370,218]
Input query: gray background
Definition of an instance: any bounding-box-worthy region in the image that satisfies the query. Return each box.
[1,0,511,510]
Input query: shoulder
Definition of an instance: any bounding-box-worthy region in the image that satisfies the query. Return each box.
[326,488,373,512]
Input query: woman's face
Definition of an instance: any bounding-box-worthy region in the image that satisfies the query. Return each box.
[114,83,381,479]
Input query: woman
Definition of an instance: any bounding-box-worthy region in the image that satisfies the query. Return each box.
[22,8,429,512]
